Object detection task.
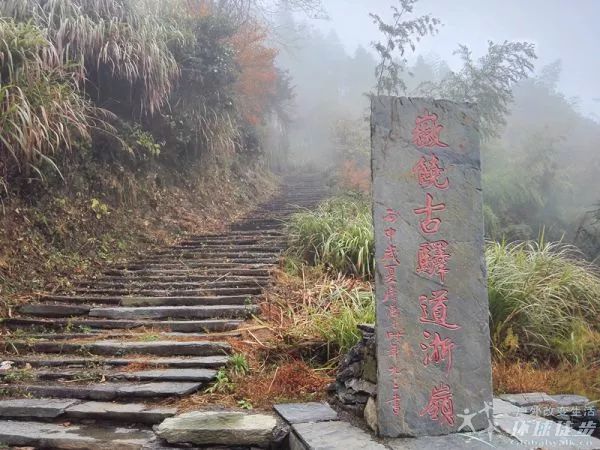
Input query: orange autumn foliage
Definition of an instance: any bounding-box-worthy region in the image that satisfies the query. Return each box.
[229,22,279,125]
[179,2,279,125]
[340,160,371,193]
[182,0,212,17]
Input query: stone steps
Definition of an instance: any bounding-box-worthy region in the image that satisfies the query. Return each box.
[103,267,272,276]
[18,331,242,341]
[0,398,176,425]
[4,339,231,357]
[88,305,258,320]
[2,381,204,401]
[35,367,218,383]
[176,235,285,242]
[0,420,158,448]
[17,304,257,320]
[111,260,277,267]
[32,294,255,306]
[153,245,283,254]
[73,279,270,289]
[72,286,263,296]
[99,274,271,282]
[7,355,230,369]
[4,317,243,332]
[0,173,329,448]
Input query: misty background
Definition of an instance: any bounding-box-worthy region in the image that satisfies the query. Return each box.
[268,0,600,259]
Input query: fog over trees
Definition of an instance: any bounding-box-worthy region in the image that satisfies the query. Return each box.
[273,1,600,260]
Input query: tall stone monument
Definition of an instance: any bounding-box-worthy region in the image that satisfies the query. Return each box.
[371,97,493,437]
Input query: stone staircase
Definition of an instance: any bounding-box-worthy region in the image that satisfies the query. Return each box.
[0,173,327,448]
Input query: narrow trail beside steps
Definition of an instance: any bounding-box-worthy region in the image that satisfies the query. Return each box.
[0,173,328,449]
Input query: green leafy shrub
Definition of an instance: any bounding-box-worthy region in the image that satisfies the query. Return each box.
[487,240,600,363]
[285,194,374,279]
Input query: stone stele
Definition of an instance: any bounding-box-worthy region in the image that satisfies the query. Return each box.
[371,97,493,437]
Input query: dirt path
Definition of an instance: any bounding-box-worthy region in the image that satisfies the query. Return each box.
[0,172,327,448]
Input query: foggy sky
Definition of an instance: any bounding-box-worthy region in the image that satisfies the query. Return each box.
[313,0,600,120]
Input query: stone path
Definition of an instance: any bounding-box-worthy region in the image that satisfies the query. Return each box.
[0,173,327,448]
[277,400,600,450]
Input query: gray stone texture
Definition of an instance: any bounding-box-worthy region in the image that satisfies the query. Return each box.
[291,421,388,450]
[0,419,155,449]
[0,398,78,419]
[65,401,176,424]
[551,394,590,407]
[114,368,217,382]
[154,410,277,446]
[16,381,201,400]
[273,402,338,424]
[500,392,557,407]
[386,431,523,449]
[371,97,493,437]
[364,397,378,433]
[492,398,522,416]
[494,412,600,449]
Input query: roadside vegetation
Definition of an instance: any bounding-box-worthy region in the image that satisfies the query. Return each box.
[282,193,600,400]
[0,0,290,306]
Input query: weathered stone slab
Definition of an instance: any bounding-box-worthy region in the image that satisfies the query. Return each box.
[8,355,229,368]
[11,340,230,357]
[116,382,201,397]
[119,295,249,307]
[0,398,79,419]
[65,401,176,425]
[88,340,230,357]
[273,402,338,424]
[154,411,277,446]
[493,398,522,415]
[0,419,155,449]
[89,305,256,320]
[494,412,600,449]
[113,368,217,382]
[386,431,523,449]
[371,97,493,436]
[12,381,201,400]
[291,421,387,450]
[19,383,120,401]
[19,303,90,317]
[500,392,557,407]
[551,394,590,407]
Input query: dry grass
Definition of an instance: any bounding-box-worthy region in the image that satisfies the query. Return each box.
[176,334,332,412]
[493,361,600,401]
[259,268,374,362]
[168,270,362,411]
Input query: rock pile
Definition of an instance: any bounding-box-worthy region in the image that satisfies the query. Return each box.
[329,324,377,418]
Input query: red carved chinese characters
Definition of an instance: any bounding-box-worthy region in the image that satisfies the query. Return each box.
[420,331,455,374]
[411,111,459,429]
[419,290,460,330]
[416,240,451,283]
[419,384,455,426]
[413,193,446,234]
[384,208,401,223]
[413,155,449,190]
[387,380,402,416]
[380,208,405,416]
[412,112,449,149]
